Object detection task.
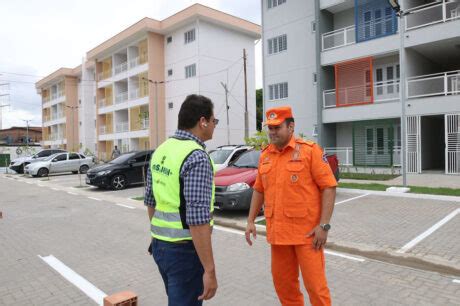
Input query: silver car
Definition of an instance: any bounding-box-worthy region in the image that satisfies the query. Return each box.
[24,152,95,177]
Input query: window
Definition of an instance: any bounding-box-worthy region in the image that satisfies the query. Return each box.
[79,99,81,105]
[268,82,288,100]
[184,29,196,44]
[167,36,172,44]
[313,72,317,84]
[268,34,287,55]
[267,0,286,9]
[311,21,316,33]
[230,149,247,163]
[135,152,151,163]
[375,9,382,36]
[78,154,85,159]
[377,128,384,154]
[79,121,82,126]
[312,125,318,137]
[168,69,173,77]
[387,66,394,94]
[366,128,374,154]
[185,64,196,78]
[168,102,174,109]
[53,154,67,162]
[376,68,383,95]
[69,153,80,160]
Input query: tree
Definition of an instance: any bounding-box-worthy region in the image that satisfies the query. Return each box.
[256,88,263,131]
[245,130,269,150]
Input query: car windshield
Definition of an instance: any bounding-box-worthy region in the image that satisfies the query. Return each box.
[35,151,49,158]
[232,151,260,168]
[209,149,233,164]
[110,152,136,164]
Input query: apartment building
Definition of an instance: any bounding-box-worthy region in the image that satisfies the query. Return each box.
[37,4,260,161]
[262,0,460,174]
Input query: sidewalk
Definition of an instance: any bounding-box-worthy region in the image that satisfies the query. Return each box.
[341,172,460,189]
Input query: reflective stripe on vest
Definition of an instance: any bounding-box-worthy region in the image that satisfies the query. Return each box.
[150,224,191,240]
[153,210,182,222]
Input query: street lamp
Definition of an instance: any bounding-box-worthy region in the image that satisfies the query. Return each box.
[388,0,410,187]
[142,77,165,148]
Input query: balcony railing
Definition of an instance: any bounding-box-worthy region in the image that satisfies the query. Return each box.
[99,125,108,135]
[141,118,149,130]
[99,98,107,108]
[129,88,140,100]
[49,133,64,141]
[114,62,128,75]
[407,70,460,99]
[98,70,113,81]
[324,146,402,167]
[406,1,460,31]
[115,122,129,133]
[50,111,65,120]
[115,91,128,104]
[129,57,140,69]
[323,80,400,108]
[322,25,356,51]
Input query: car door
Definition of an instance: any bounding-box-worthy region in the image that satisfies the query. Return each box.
[68,153,82,172]
[50,153,68,173]
[130,152,151,184]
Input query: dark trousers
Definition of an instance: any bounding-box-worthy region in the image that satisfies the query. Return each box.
[152,238,204,306]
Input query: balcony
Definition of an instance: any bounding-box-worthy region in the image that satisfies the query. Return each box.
[406,2,460,31]
[49,133,64,141]
[129,88,140,100]
[114,62,128,75]
[50,111,65,120]
[323,80,400,108]
[99,126,107,135]
[99,98,107,108]
[129,57,140,69]
[407,70,460,99]
[98,70,113,81]
[141,118,149,130]
[322,26,356,51]
[115,122,129,133]
[115,91,128,104]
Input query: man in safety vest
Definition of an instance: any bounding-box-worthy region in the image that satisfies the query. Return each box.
[245,106,337,306]
[144,94,219,305]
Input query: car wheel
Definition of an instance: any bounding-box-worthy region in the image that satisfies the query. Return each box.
[111,174,126,190]
[17,165,24,174]
[37,168,49,177]
[79,165,89,174]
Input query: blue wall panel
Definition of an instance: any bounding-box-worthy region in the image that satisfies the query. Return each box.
[355,0,398,43]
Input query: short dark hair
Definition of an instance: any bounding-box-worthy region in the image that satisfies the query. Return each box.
[285,118,295,126]
[178,94,214,130]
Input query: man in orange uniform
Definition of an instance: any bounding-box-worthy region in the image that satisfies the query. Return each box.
[245,106,337,306]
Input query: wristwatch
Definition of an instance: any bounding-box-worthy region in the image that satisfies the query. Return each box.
[320,224,331,231]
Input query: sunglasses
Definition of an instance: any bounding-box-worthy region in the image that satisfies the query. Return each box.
[212,118,219,125]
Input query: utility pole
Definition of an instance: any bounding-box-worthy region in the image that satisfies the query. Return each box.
[143,78,165,148]
[22,120,32,149]
[0,82,10,130]
[243,49,249,139]
[220,82,231,145]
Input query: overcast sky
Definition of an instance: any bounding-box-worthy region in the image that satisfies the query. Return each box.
[0,0,262,129]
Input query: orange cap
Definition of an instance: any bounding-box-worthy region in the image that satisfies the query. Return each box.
[264,106,293,126]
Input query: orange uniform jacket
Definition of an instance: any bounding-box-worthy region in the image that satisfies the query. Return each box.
[253,137,337,245]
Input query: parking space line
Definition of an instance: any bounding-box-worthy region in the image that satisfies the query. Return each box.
[453,279,460,284]
[87,197,102,201]
[335,193,370,206]
[397,208,460,253]
[214,225,246,236]
[38,255,107,305]
[324,250,365,262]
[67,192,78,195]
[116,204,136,209]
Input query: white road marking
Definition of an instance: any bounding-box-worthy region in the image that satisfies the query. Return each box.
[335,193,370,206]
[324,250,365,262]
[87,197,102,201]
[214,226,365,262]
[52,188,60,191]
[67,192,78,195]
[116,203,135,209]
[453,279,460,284]
[25,182,32,184]
[398,208,460,253]
[38,255,107,305]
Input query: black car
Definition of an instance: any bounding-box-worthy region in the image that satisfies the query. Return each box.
[86,150,153,190]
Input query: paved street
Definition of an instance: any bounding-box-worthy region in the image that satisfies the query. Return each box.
[1,173,460,305]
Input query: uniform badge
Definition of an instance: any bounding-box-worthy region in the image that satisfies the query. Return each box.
[269,112,277,119]
[291,174,298,182]
[322,153,329,164]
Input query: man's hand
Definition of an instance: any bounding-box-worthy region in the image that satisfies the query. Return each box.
[245,221,257,246]
[198,270,218,301]
[307,225,328,250]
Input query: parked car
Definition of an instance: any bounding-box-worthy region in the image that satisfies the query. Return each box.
[214,150,340,211]
[214,150,260,210]
[209,145,253,171]
[9,149,67,173]
[24,152,94,177]
[86,150,153,190]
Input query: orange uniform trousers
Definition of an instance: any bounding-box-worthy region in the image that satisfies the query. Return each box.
[271,243,331,306]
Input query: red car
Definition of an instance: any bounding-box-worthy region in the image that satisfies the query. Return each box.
[214,150,339,211]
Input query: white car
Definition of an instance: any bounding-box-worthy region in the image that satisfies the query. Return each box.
[9,149,67,173]
[24,152,94,177]
[209,145,253,171]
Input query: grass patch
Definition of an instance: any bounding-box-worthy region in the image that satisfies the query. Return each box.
[255,219,266,226]
[132,196,144,201]
[339,182,460,197]
[339,172,399,181]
